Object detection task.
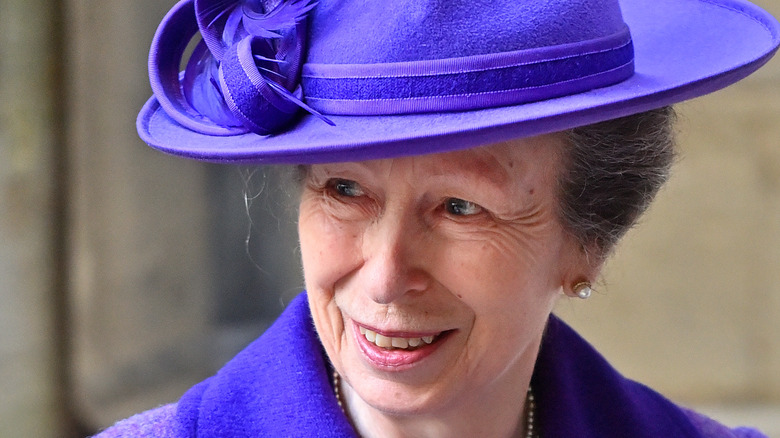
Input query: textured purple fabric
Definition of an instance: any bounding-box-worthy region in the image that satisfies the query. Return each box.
[137,0,780,164]
[149,0,247,136]
[302,29,634,115]
[173,293,356,437]
[150,0,316,137]
[219,36,301,134]
[305,0,628,63]
[534,318,768,438]
[93,293,767,437]
[683,408,769,438]
[92,404,180,438]
[151,0,636,130]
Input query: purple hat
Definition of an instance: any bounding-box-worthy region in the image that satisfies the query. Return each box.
[138,0,780,164]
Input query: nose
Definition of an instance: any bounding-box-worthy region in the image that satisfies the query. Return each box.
[359,211,431,305]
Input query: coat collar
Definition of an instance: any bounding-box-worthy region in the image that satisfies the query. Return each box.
[176,293,356,437]
[532,316,703,438]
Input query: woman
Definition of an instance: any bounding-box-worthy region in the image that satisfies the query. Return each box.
[97,0,779,436]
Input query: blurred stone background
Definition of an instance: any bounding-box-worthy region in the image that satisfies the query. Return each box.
[0,0,778,436]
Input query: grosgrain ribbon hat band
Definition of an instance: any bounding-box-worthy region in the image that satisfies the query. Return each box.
[302,28,634,115]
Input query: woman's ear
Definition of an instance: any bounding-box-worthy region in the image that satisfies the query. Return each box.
[561,240,603,299]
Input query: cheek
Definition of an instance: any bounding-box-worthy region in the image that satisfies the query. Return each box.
[299,201,367,366]
[432,229,563,326]
[298,201,363,293]
[435,238,545,297]
[450,241,559,357]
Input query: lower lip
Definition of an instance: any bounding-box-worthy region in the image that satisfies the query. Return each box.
[352,322,448,370]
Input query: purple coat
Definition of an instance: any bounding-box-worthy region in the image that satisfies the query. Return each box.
[94,293,766,437]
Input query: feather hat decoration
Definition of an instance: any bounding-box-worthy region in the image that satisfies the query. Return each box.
[150,0,324,137]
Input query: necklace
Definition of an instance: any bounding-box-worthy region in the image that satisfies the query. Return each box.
[332,372,538,438]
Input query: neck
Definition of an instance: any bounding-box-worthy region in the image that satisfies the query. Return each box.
[335,373,535,438]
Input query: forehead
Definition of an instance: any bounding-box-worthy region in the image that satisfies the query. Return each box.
[309,133,565,192]
[390,134,565,199]
[409,133,564,187]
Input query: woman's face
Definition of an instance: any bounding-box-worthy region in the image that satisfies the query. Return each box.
[299,135,588,419]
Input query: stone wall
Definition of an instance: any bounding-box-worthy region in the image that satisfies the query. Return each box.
[65,0,216,429]
[0,0,62,436]
[64,0,303,431]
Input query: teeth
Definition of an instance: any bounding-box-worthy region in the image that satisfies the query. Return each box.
[374,333,392,348]
[359,327,439,350]
[391,337,409,348]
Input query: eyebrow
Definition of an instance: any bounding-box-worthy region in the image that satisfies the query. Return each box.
[415,150,512,191]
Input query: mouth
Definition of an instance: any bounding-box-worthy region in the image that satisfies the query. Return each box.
[351,320,454,369]
[358,326,441,351]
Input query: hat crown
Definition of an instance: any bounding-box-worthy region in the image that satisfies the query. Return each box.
[307,0,627,64]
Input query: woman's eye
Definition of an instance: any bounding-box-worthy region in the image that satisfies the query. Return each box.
[329,179,365,198]
[444,198,482,216]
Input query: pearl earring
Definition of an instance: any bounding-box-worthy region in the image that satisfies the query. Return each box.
[573,281,592,299]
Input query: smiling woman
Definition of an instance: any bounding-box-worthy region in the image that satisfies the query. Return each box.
[299,139,584,437]
[93,0,780,437]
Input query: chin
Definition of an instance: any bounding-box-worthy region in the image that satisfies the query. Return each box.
[348,373,460,417]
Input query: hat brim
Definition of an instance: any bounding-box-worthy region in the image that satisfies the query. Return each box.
[137,0,780,164]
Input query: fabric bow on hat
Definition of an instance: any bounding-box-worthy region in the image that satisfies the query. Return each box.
[150,0,329,137]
